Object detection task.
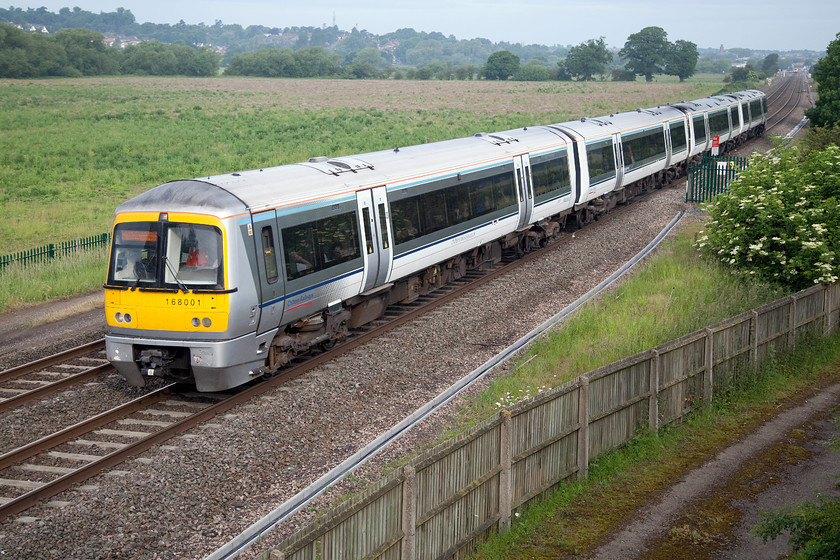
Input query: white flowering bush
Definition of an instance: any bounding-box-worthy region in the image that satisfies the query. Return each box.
[696,145,840,290]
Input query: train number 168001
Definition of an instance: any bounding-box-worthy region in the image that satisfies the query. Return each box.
[165,298,201,307]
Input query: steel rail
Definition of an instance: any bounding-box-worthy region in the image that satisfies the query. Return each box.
[0,339,105,383]
[0,363,113,413]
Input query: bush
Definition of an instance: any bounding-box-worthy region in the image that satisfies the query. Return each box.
[752,491,840,559]
[696,145,840,290]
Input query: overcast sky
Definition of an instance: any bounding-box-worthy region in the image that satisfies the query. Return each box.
[21,1,838,52]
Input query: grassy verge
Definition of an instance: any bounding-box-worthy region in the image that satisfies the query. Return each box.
[446,222,785,435]
[0,249,106,313]
[461,227,840,558]
[470,335,840,559]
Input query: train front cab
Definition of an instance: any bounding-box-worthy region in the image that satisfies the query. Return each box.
[104,211,267,392]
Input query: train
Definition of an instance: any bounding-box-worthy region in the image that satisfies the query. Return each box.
[104,88,767,392]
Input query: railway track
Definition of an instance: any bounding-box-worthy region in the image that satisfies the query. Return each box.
[765,72,807,132]
[0,192,646,523]
[0,340,109,413]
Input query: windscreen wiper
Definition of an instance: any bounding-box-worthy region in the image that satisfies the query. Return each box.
[163,256,189,293]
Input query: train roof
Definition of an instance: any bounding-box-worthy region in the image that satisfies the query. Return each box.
[548,105,686,140]
[115,89,764,220]
[118,124,572,218]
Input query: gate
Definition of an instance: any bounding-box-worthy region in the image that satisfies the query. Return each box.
[685,155,749,202]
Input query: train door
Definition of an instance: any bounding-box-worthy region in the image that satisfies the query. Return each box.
[613,134,625,188]
[252,210,285,334]
[514,155,534,229]
[357,186,393,292]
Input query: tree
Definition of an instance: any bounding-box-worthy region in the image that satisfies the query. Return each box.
[52,28,119,75]
[761,53,780,75]
[806,32,840,128]
[620,26,669,82]
[665,39,698,82]
[483,50,519,80]
[563,37,612,81]
[513,61,555,81]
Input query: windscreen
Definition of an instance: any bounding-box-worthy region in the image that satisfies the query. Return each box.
[108,222,223,288]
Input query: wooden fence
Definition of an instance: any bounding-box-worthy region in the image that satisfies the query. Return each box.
[685,155,750,202]
[259,282,840,560]
[0,233,110,271]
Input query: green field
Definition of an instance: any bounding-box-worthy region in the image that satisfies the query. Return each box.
[0,75,725,311]
[0,76,726,253]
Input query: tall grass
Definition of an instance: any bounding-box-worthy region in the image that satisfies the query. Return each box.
[0,248,107,313]
[458,223,785,427]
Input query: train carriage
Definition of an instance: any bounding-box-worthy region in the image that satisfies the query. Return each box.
[104,89,766,391]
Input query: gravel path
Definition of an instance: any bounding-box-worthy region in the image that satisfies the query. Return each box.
[0,182,693,559]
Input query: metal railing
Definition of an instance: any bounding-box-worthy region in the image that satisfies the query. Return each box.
[0,233,110,271]
[686,155,750,202]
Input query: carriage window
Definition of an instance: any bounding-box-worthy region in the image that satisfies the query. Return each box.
[622,128,666,172]
[261,226,278,284]
[587,139,616,187]
[693,115,707,144]
[390,167,517,248]
[282,211,361,281]
[670,121,687,153]
[730,106,740,129]
[708,109,729,136]
[531,152,571,202]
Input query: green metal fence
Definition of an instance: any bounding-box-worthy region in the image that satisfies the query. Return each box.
[686,155,750,202]
[0,233,111,271]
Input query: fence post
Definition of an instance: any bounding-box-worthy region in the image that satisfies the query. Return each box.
[704,328,714,402]
[48,243,55,263]
[750,310,759,364]
[577,377,589,479]
[498,410,512,534]
[648,349,659,431]
[788,295,797,351]
[401,465,416,560]
[824,285,833,336]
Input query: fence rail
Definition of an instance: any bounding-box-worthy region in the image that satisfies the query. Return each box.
[0,233,110,271]
[259,282,840,560]
[685,155,750,202]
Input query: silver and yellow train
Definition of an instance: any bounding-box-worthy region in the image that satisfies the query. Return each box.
[104,89,766,391]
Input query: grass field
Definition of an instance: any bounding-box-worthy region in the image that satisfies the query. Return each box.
[0,75,726,311]
[1,76,725,254]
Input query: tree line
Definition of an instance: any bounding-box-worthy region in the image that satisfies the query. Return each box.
[0,23,220,77]
[0,5,817,83]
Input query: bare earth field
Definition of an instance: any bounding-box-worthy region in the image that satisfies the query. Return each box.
[66,76,709,116]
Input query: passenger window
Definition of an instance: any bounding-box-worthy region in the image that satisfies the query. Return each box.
[281,211,361,281]
[261,226,279,284]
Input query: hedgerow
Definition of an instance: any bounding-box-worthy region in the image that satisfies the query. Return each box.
[696,145,840,290]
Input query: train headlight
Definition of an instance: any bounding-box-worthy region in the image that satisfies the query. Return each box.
[124,313,132,323]
[202,317,212,328]
[115,312,123,323]
[191,318,200,327]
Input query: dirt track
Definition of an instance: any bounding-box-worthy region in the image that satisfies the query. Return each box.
[589,380,840,559]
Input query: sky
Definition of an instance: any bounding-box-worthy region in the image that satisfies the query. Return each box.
[19,1,839,52]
